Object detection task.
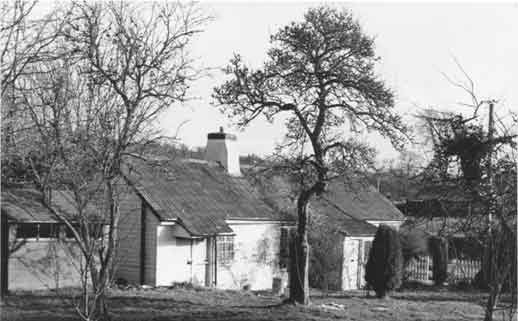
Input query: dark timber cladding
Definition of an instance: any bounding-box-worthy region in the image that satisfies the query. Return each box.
[1,213,8,298]
[140,199,146,285]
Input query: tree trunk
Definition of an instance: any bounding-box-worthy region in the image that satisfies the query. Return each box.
[94,292,109,321]
[484,288,499,321]
[289,193,311,305]
[89,267,110,321]
[376,289,387,299]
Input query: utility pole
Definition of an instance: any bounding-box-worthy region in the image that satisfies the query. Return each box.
[483,100,497,321]
[486,101,495,231]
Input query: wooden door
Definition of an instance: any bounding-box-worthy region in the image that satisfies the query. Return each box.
[342,238,360,290]
[190,238,207,286]
[156,226,191,286]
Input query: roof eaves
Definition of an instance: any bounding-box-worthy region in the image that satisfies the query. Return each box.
[341,231,376,237]
[225,217,295,222]
[320,196,361,220]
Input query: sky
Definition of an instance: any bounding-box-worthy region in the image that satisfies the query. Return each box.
[156,2,518,164]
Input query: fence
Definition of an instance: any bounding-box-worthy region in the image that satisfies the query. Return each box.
[405,256,481,283]
[448,259,481,283]
[406,256,432,282]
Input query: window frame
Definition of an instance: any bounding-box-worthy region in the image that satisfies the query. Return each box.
[216,235,235,266]
[15,222,60,241]
[279,227,291,268]
[14,222,100,241]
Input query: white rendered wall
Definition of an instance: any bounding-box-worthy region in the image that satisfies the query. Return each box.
[217,221,288,291]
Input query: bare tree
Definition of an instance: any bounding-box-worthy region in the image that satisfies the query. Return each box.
[417,61,517,321]
[3,1,209,320]
[2,0,55,95]
[213,6,407,304]
[1,0,68,159]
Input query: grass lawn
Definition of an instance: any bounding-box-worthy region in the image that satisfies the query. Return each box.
[0,285,508,321]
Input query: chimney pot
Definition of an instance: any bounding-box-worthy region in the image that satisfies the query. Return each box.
[219,126,224,133]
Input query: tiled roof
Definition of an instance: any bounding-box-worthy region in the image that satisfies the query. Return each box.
[310,197,378,236]
[1,188,100,222]
[124,159,287,236]
[242,171,405,235]
[323,181,406,221]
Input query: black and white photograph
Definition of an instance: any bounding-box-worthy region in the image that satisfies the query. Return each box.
[1,1,517,320]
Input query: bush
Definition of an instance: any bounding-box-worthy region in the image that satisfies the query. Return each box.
[308,213,343,291]
[399,228,429,263]
[365,225,403,298]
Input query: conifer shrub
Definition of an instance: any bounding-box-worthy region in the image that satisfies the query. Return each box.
[365,224,403,298]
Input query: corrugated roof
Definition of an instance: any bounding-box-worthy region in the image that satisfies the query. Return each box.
[1,188,100,222]
[125,159,286,236]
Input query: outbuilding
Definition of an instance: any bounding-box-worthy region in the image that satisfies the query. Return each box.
[310,183,406,290]
[1,188,86,292]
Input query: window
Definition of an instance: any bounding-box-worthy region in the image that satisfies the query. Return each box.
[16,223,58,239]
[16,223,38,239]
[64,223,81,239]
[38,223,58,238]
[14,222,101,240]
[217,235,234,265]
[279,227,290,268]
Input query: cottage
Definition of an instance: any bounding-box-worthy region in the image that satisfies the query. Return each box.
[1,128,405,294]
[310,183,406,290]
[115,129,294,291]
[0,129,294,293]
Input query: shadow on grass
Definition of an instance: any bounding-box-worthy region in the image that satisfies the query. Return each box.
[228,302,288,309]
[1,293,71,309]
[110,296,200,309]
[310,294,357,300]
[3,292,293,321]
[392,293,487,305]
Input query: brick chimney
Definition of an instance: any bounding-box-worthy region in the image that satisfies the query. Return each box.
[205,127,241,176]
